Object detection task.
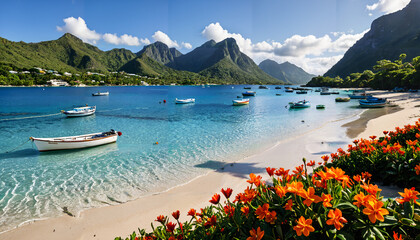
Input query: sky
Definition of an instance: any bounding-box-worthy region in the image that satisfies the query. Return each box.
[0,0,412,75]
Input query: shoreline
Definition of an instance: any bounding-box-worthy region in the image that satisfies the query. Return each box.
[1,91,419,240]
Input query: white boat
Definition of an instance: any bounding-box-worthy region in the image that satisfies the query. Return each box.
[62,106,96,117]
[175,98,195,104]
[232,98,249,106]
[289,100,310,108]
[30,130,121,152]
[92,91,109,96]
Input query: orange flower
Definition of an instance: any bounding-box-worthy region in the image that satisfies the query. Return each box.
[326,208,348,230]
[187,208,196,216]
[415,164,420,175]
[393,231,403,240]
[255,203,270,220]
[172,210,180,220]
[301,187,322,207]
[292,165,305,176]
[284,199,293,210]
[209,193,220,204]
[293,216,315,237]
[221,188,233,199]
[247,227,264,240]
[416,133,420,139]
[353,192,375,208]
[383,131,388,135]
[247,173,262,186]
[353,175,362,182]
[223,205,235,218]
[266,167,276,176]
[307,160,315,167]
[362,200,389,223]
[275,185,287,198]
[166,222,176,232]
[241,206,250,216]
[286,181,304,195]
[361,172,372,181]
[321,193,333,208]
[396,187,419,204]
[265,211,277,224]
[274,168,289,176]
[155,215,165,223]
[362,183,381,196]
[321,155,329,162]
[204,215,217,228]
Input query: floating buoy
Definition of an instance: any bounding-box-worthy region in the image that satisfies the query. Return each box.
[154,141,159,145]
[163,100,166,103]
[117,131,122,136]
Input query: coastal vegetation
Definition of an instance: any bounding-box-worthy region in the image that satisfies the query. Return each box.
[115,121,420,240]
[0,34,284,86]
[306,54,420,90]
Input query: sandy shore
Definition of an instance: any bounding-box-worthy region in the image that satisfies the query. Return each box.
[1,90,419,240]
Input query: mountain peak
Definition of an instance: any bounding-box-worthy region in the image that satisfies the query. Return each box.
[136,41,182,65]
[324,0,420,78]
[259,59,314,85]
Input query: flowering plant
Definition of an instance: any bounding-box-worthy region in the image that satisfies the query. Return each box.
[116,121,420,240]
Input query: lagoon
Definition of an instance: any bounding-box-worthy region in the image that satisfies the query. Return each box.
[0,85,362,232]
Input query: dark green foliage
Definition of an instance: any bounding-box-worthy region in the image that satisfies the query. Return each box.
[259,59,315,85]
[306,54,420,89]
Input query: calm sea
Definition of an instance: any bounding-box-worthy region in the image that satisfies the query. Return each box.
[0,85,362,232]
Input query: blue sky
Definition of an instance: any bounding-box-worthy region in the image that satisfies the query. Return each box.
[0,0,411,74]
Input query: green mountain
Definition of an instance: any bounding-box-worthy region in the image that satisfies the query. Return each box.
[258,59,315,85]
[0,33,136,72]
[324,0,420,78]
[168,38,282,84]
[136,41,182,64]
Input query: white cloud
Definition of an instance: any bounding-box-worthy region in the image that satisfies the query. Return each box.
[201,22,368,75]
[181,42,192,49]
[152,31,192,49]
[57,17,101,44]
[103,33,149,46]
[367,0,410,14]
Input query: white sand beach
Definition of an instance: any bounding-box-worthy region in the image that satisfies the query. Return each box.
[1,91,419,240]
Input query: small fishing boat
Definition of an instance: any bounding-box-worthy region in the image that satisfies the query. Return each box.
[30,129,122,152]
[276,93,282,96]
[335,97,350,102]
[275,86,281,89]
[330,91,340,94]
[285,89,294,93]
[314,89,321,92]
[232,98,249,106]
[348,90,371,99]
[62,106,96,117]
[359,96,387,108]
[92,91,109,96]
[296,90,308,94]
[175,98,195,104]
[316,105,325,109]
[259,86,268,89]
[320,91,331,95]
[289,100,310,109]
[244,87,252,89]
[242,91,256,96]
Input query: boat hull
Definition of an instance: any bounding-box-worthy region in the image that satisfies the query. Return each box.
[64,111,95,117]
[92,92,109,96]
[232,99,249,106]
[175,98,195,104]
[62,106,96,117]
[31,132,118,152]
[359,103,386,108]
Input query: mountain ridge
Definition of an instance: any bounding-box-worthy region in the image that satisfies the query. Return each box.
[258,59,315,85]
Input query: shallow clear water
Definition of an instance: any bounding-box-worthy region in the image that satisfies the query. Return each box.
[0,86,362,231]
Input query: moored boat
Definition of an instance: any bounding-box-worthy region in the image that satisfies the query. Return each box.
[285,89,294,93]
[275,86,281,89]
[296,90,308,94]
[335,97,350,102]
[30,129,121,152]
[92,91,109,96]
[244,87,252,89]
[259,86,268,89]
[175,98,196,104]
[232,98,250,106]
[289,100,310,109]
[242,91,256,96]
[316,105,325,109]
[62,106,96,117]
[359,96,387,108]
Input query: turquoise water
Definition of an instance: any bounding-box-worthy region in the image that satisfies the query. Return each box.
[0,86,362,232]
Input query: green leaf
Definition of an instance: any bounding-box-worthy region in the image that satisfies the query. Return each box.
[371,226,385,240]
[335,202,358,211]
